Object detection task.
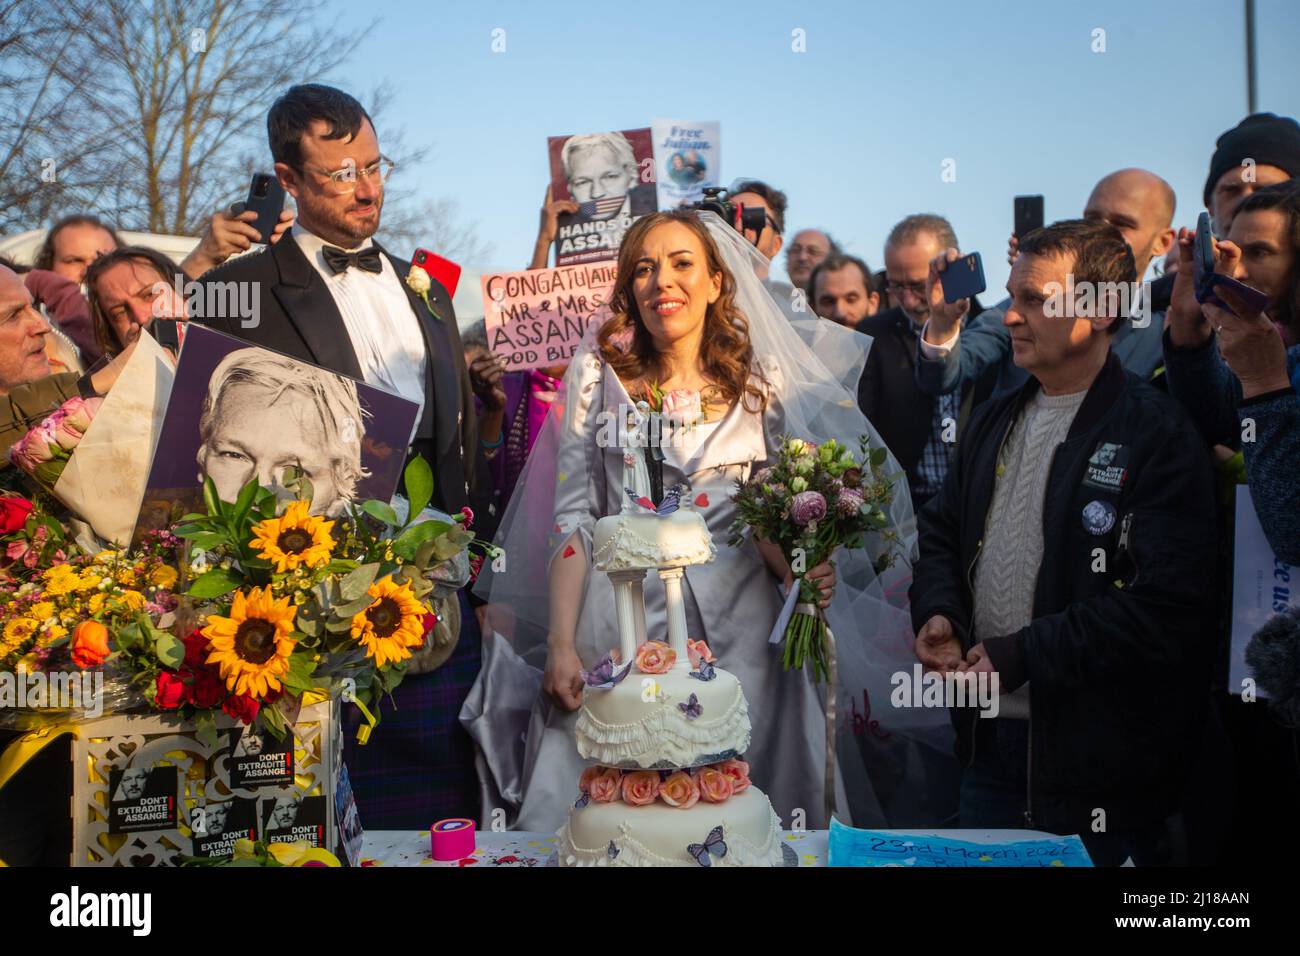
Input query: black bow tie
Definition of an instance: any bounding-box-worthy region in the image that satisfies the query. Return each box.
[322,245,383,275]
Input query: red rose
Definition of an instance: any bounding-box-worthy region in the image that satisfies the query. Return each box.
[0,497,33,534]
[222,694,260,725]
[155,671,186,709]
[188,669,226,709]
[181,629,210,670]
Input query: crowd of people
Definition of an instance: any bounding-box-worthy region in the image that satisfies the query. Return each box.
[1,82,1298,867]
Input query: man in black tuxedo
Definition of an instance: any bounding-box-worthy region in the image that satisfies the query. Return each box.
[197,84,476,516]
[854,215,977,509]
[196,84,481,827]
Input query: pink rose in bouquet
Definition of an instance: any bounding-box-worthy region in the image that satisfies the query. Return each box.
[8,396,103,485]
[634,640,676,674]
[621,770,660,806]
[588,768,623,803]
[695,767,735,803]
[662,388,702,425]
[713,758,751,794]
[52,397,101,450]
[658,770,700,808]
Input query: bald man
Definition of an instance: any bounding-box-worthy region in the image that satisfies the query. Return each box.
[0,265,134,463]
[916,167,1178,400]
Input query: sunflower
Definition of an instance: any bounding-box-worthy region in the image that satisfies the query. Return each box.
[349,577,427,668]
[251,501,337,573]
[202,586,298,698]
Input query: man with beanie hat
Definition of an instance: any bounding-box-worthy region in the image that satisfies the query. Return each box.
[1204,112,1300,234]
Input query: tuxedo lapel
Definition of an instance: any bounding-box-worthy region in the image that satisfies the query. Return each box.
[381,247,458,454]
[270,235,364,380]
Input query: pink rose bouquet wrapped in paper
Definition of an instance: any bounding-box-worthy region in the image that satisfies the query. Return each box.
[8,397,103,487]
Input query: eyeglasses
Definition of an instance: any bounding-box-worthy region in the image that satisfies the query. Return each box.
[885,279,927,298]
[299,156,395,195]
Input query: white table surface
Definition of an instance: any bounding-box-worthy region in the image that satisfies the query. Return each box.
[359,828,1060,867]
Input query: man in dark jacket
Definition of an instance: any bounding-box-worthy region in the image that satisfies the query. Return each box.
[854,215,976,508]
[194,84,482,829]
[910,219,1216,865]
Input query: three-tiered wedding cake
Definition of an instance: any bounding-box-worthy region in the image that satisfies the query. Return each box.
[556,418,785,866]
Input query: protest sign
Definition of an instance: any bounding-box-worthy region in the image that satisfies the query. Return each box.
[1230,486,1295,699]
[652,119,720,209]
[481,262,617,371]
[136,325,418,539]
[548,128,655,266]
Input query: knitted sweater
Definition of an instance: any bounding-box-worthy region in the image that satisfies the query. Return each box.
[972,387,1087,718]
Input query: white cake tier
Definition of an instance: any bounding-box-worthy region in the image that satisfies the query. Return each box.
[576,661,750,769]
[592,509,715,571]
[557,786,784,867]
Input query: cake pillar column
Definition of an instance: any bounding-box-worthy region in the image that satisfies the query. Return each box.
[629,575,648,649]
[608,570,645,664]
[658,566,689,658]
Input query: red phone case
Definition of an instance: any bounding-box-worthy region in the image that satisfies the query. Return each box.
[413,249,461,298]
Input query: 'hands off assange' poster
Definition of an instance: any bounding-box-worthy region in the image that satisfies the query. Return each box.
[548,127,655,267]
[481,263,616,372]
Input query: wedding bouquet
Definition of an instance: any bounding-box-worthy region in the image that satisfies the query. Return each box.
[728,436,899,683]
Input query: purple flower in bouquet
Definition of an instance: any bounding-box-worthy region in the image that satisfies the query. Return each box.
[790,490,827,526]
[836,487,865,517]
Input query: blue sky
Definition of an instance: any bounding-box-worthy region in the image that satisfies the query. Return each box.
[327,0,1300,308]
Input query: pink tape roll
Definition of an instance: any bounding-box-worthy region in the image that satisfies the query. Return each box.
[430,817,476,860]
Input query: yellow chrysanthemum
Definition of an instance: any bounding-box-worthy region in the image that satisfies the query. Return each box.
[44,564,76,580]
[251,501,336,574]
[149,565,178,590]
[73,573,102,592]
[349,577,428,668]
[42,623,68,642]
[116,569,137,587]
[88,593,107,615]
[119,590,146,612]
[30,601,55,622]
[202,586,298,698]
[3,617,38,643]
[44,575,78,597]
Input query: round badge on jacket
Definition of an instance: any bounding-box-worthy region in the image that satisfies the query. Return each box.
[1082,499,1116,536]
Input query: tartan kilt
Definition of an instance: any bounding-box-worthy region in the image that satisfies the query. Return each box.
[342,589,482,829]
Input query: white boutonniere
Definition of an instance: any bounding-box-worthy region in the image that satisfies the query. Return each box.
[405,265,441,321]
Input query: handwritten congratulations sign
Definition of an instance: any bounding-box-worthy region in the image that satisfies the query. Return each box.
[826,819,1092,867]
[480,262,617,372]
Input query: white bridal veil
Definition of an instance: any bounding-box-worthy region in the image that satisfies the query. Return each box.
[466,212,958,828]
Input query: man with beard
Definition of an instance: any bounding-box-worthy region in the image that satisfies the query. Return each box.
[195,84,481,829]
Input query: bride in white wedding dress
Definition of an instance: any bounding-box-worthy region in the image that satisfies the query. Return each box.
[468,210,957,832]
